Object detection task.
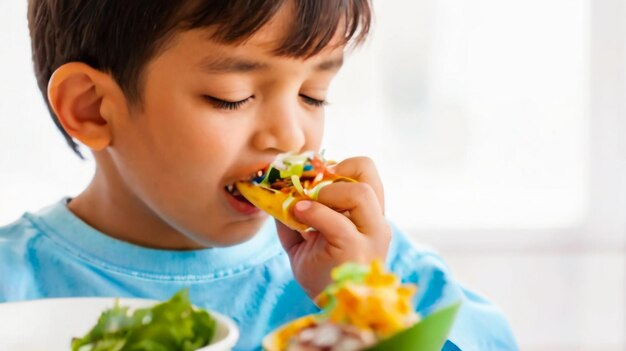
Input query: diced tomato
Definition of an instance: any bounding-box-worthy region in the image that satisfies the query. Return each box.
[310,157,324,170]
[301,170,318,178]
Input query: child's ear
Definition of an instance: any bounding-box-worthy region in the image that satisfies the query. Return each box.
[47,62,127,151]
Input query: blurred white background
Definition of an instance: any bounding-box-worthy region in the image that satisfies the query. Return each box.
[1,1,625,350]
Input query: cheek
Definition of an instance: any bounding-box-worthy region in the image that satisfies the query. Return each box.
[111,108,214,190]
[304,112,325,151]
[136,97,216,163]
[110,112,237,223]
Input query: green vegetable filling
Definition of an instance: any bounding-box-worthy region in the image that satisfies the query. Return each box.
[257,151,326,190]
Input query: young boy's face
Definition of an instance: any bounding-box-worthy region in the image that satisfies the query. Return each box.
[106,8,344,248]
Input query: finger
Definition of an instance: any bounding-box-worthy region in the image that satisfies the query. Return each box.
[275,220,304,255]
[292,200,357,247]
[327,157,385,212]
[315,181,387,236]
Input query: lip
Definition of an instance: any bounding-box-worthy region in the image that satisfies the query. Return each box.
[223,187,263,216]
[221,160,274,217]
[222,162,272,188]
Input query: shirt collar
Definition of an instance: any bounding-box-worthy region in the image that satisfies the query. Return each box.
[25,198,283,279]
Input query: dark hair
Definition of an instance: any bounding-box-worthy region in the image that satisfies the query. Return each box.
[27,0,372,157]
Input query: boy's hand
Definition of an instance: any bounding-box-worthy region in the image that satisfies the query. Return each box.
[275,157,392,300]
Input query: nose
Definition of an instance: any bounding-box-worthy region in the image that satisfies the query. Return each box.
[251,97,306,153]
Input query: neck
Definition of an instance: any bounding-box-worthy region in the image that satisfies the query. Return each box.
[68,160,205,250]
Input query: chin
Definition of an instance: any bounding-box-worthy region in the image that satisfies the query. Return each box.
[195,220,266,248]
[209,233,256,247]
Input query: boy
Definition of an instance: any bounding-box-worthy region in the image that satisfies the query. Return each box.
[1,1,517,350]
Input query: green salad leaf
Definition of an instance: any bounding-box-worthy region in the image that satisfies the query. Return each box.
[72,289,216,351]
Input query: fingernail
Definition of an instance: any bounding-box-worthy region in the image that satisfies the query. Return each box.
[295,200,312,212]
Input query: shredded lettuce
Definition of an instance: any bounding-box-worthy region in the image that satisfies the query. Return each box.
[257,152,319,186]
[308,180,333,200]
[282,193,297,219]
[254,151,341,202]
[290,175,305,196]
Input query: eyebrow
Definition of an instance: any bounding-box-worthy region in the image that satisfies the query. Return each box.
[199,56,268,73]
[198,55,344,73]
[316,56,344,71]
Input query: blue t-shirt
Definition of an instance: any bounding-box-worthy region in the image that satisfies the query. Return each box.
[0,199,518,350]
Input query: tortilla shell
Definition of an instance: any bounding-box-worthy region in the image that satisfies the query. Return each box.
[236,181,309,231]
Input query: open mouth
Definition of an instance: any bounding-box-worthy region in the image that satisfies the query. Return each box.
[223,168,267,204]
[224,184,250,205]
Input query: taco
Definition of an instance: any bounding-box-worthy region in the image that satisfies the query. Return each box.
[235,151,355,231]
[263,260,420,351]
[263,260,461,351]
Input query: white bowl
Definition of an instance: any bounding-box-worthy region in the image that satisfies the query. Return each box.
[0,297,239,351]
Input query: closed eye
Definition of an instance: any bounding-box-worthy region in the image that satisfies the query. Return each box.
[300,94,328,107]
[204,96,252,110]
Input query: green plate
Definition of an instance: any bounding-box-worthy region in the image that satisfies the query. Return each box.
[365,302,461,351]
[263,302,461,351]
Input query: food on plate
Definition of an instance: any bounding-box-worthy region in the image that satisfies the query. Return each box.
[235,151,355,231]
[264,260,422,351]
[71,289,216,351]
